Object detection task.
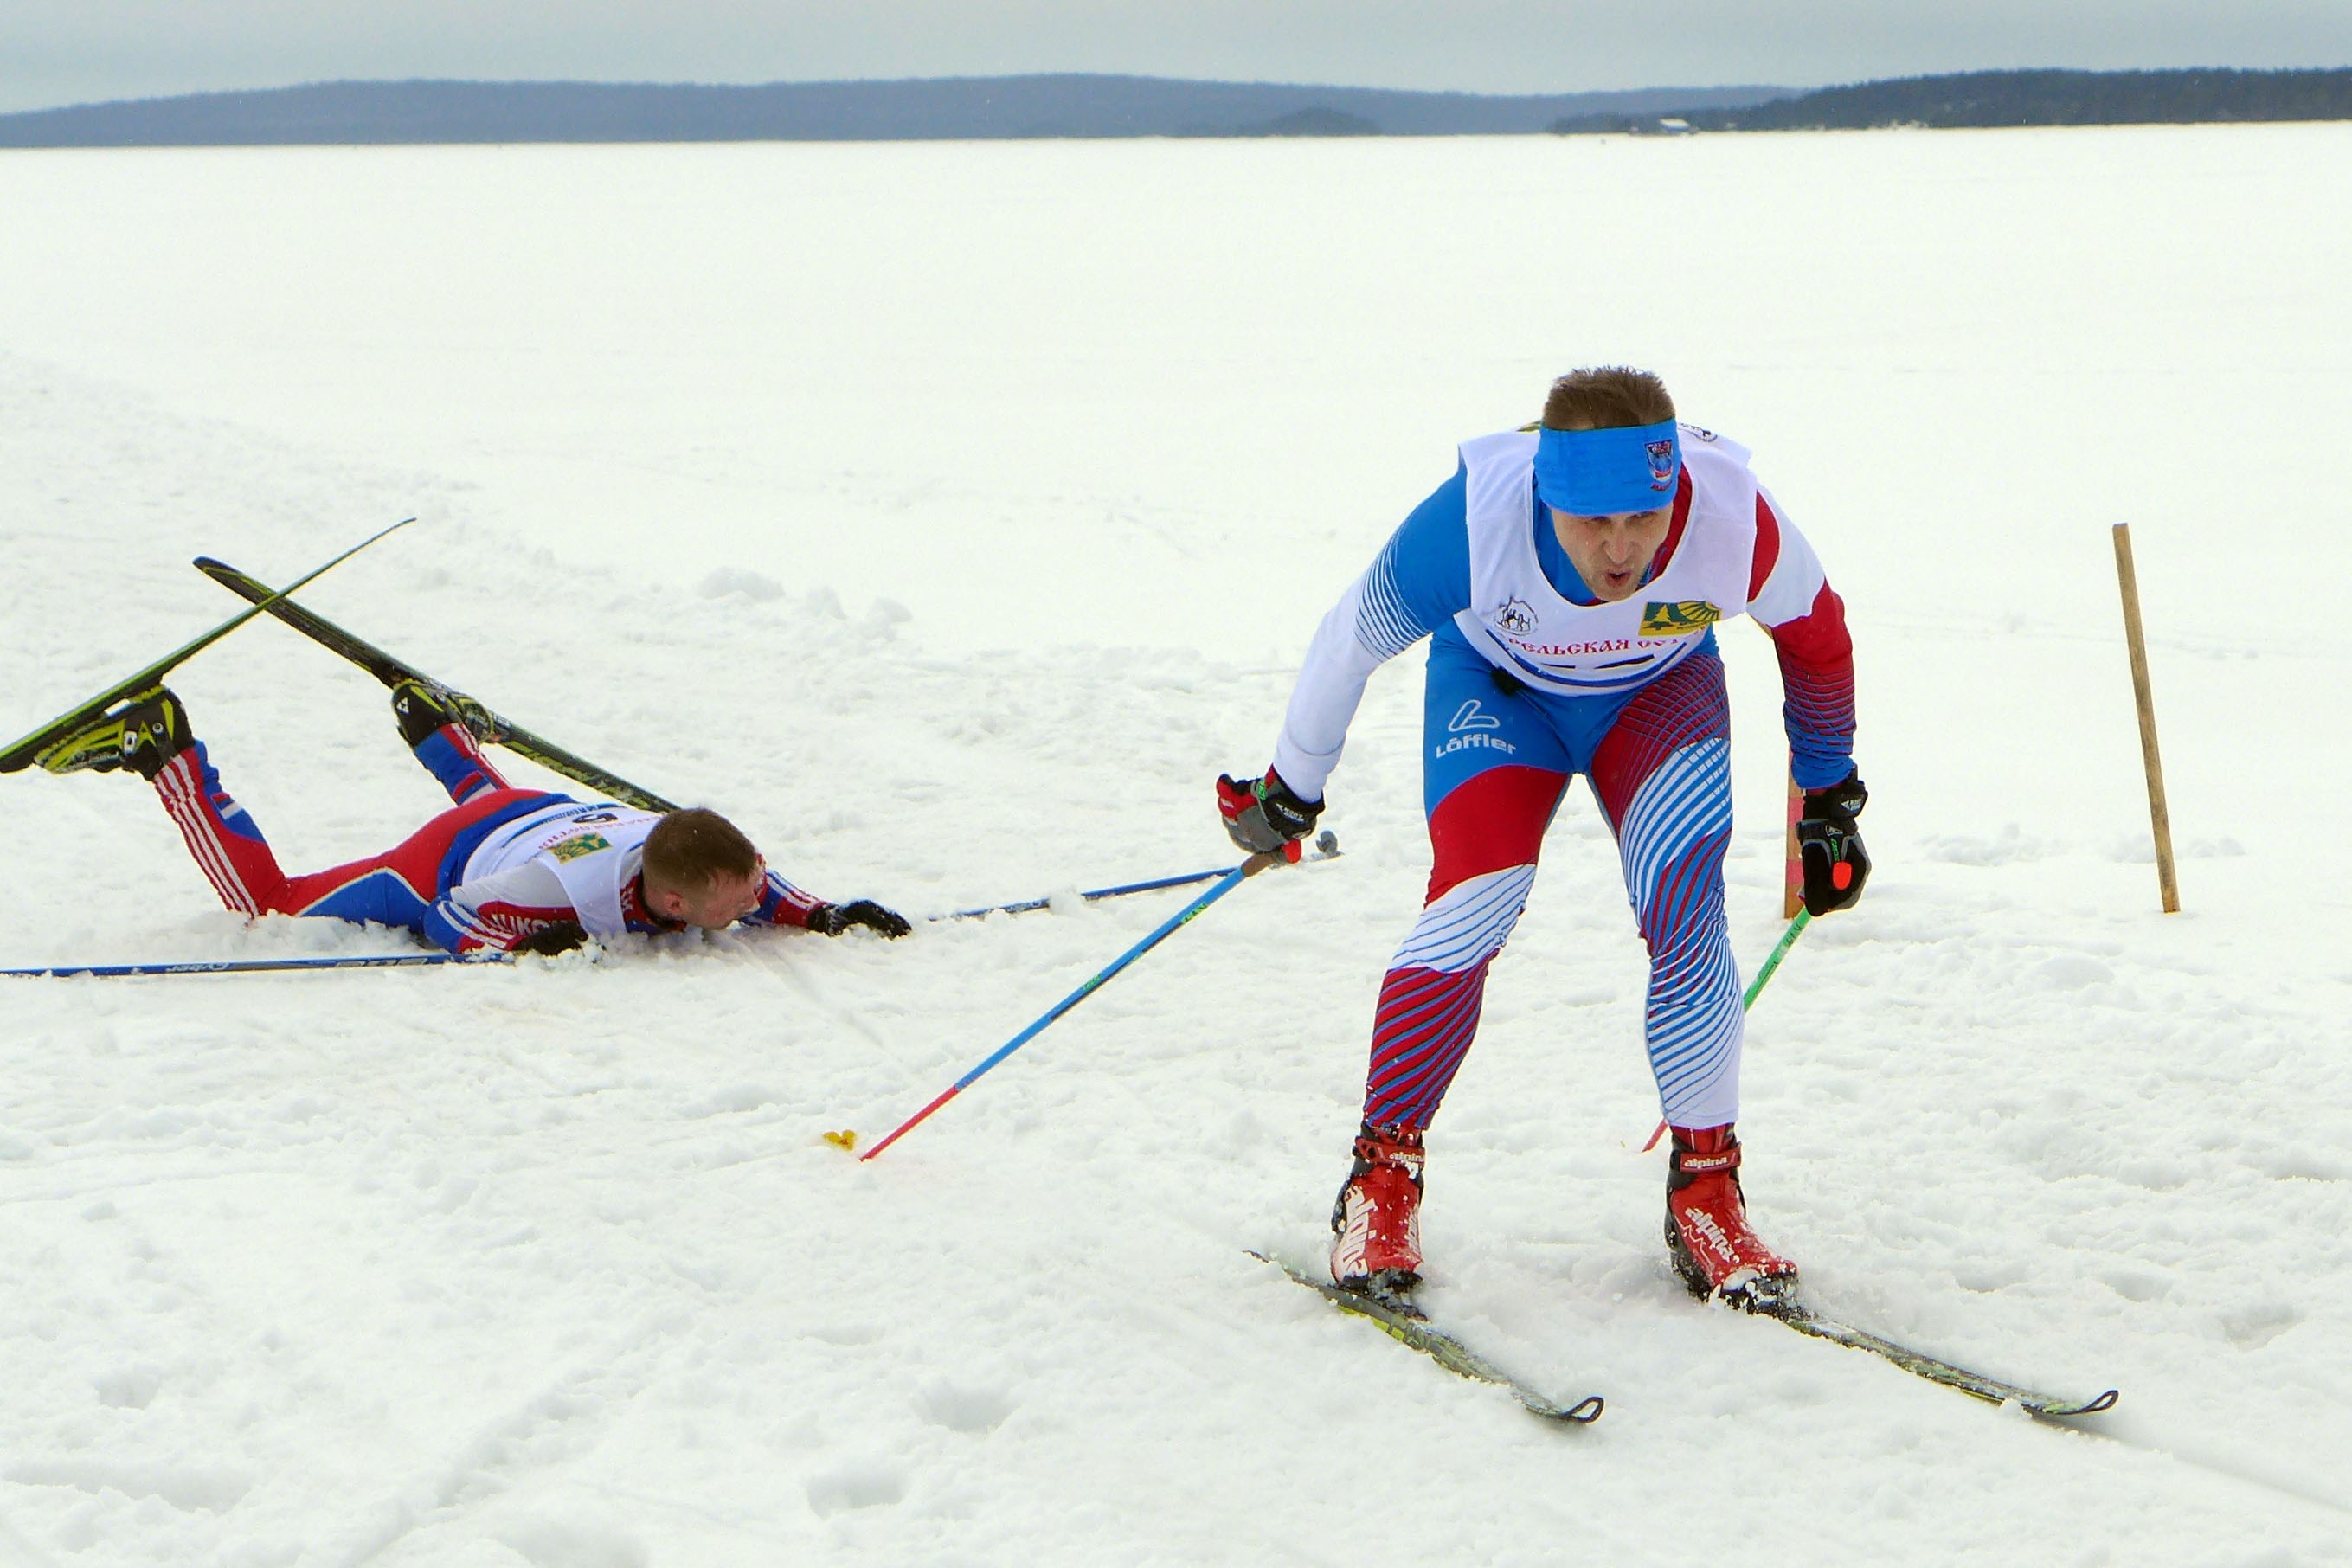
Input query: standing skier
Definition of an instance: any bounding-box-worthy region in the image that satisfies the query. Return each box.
[49,683,910,954]
[1217,367,1867,1309]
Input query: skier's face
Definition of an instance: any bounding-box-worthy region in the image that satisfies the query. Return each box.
[1549,506,1674,603]
[661,863,768,929]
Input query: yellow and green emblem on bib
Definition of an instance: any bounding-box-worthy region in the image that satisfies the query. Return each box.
[548,832,613,863]
[1639,601,1721,639]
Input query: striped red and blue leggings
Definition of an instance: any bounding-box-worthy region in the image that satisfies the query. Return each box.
[1364,627,1741,1132]
[149,720,546,933]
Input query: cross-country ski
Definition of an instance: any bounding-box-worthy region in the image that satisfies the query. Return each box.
[0,519,413,774]
[1752,1299,2118,1419]
[1252,1252,1604,1423]
[194,555,685,812]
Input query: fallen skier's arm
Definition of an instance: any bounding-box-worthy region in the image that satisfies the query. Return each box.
[748,871,910,938]
[424,861,588,954]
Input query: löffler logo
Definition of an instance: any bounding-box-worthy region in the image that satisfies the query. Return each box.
[1447,700,1501,733]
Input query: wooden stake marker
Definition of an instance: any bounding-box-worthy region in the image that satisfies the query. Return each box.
[2111,523,2181,913]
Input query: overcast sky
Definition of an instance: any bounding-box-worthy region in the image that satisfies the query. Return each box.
[3,0,2349,115]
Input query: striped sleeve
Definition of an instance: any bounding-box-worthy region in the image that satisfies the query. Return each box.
[1270,464,1474,801]
[747,868,825,930]
[1745,487,1856,790]
[427,859,581,954]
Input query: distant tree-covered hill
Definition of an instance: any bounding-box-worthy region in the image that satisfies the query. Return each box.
[1552,67,2352,134]
[0,75,1784,148]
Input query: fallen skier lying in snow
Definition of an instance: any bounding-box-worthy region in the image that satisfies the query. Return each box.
[47,682,910,956]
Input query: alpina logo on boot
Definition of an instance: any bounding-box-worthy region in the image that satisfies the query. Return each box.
[1332,1202,1377,1275]
[1680,1208,1735,1260]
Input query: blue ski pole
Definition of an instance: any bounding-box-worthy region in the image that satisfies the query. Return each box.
[944,866,1237,921]
[853,834,1329,1160]
[2,952,505,979]
[9,839,1353,982]
[941,831,1341,921]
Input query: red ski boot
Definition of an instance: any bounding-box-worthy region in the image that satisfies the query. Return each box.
[1329,1123,1424,1301]
[1664,1125,1798,1311]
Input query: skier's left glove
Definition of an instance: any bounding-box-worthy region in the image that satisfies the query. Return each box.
[1796,771,1870,916]
[1217,769,1321,854]
[807,899,912,939]
[513,919,588,957]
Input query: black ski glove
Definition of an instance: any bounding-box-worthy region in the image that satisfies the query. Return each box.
[1796,771,1870,916]
[1216,769,1322,854]
[808,899,912,939]
[513,919,588,957]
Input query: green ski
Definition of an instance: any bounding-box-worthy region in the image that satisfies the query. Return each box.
[2,519,414,774]
[1754,1298,2118,1419]
[1253,1252,1603,1424]
[193,556,679,813]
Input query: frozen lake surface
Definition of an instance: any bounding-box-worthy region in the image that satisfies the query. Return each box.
[1,125,2349,1564]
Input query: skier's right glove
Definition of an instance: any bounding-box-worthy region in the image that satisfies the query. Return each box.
[1216,769,1322,854]
[1796,771,1870,916]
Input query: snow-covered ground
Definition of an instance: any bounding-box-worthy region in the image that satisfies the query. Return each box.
[2,124,2349,1565]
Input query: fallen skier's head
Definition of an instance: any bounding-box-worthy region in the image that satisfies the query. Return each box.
[643,807,767,929]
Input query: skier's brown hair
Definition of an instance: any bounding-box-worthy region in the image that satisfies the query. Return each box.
[643,807,762,890]
[1542,366,1675,431]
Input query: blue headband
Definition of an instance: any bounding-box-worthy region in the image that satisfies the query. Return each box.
[1533,420,1682,516]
